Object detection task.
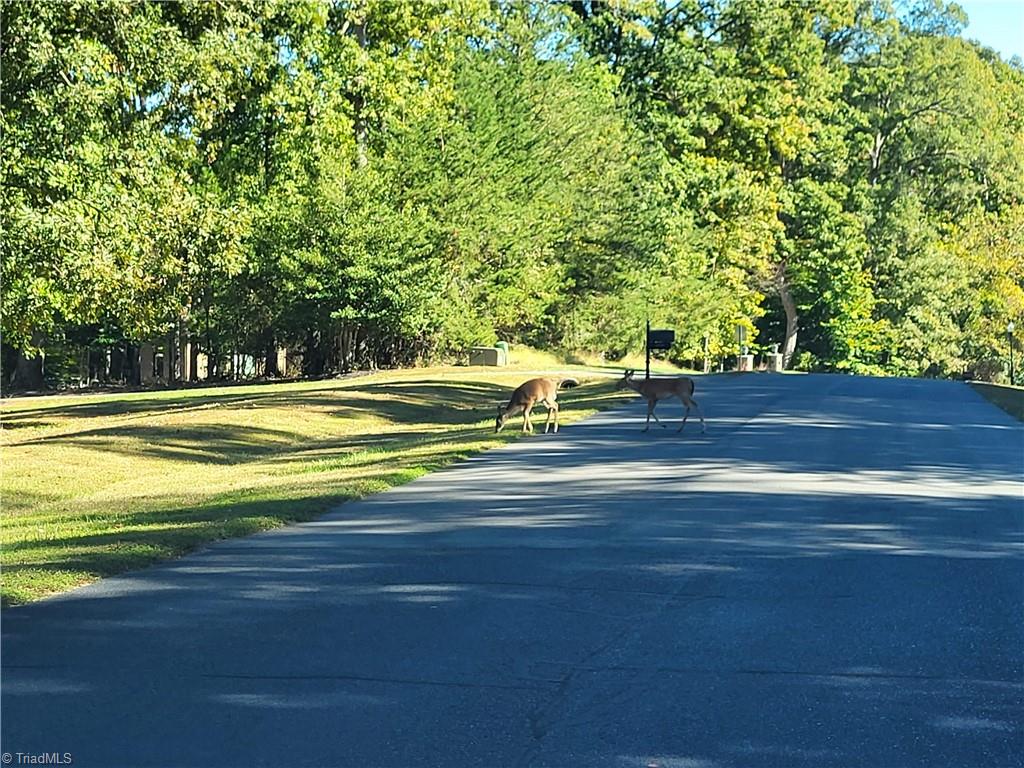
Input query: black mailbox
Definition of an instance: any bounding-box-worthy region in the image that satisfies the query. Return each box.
[647,329,675,350]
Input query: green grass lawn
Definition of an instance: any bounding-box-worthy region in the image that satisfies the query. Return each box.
[971,381,1024,421]
[1,367,631,606]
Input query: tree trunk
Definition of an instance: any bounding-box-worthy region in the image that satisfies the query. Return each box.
[264,332,279,377]
[11,330,46,390]
[339,325,350,373]
[307,329,327,376]
[869,131,885,186]
[91,347,105,382]
[350,19,369,168]
[78,348,89,386]
[777,271,799,369]
[110,345,124,384]
[166,330,178,383]
[178,319,190,382]
[126,342,140,386]
[139,343,155,384]
[204,297,219,380]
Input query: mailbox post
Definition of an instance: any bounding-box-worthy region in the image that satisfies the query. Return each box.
[1009,321,1016,386]
[645,320,676,380]
[735,325,754,372]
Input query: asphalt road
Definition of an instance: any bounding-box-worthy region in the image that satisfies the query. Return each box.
[3,374,1022,768]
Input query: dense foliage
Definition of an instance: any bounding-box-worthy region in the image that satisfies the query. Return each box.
[2,0,1022,388]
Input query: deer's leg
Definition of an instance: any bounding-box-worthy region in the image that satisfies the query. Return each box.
[677,395,690,432]
[523,404,534,433]
[499,404,521,433]
[648,399,666,429]
[544,400,559,433]
[679,395,706,433]
[687,395,706,433]
[644,399,660,431]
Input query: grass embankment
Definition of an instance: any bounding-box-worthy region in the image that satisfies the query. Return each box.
[1,367,631,606]
[971,381,1024,421]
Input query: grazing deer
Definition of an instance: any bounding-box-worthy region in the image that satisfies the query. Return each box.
[616,369,705,433]
[495,377,579,434]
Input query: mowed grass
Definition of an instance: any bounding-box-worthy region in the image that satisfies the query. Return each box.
[971,381,1024,421]
[1,368,630,605]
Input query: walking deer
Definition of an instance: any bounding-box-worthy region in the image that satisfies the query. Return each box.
[616,369,705,433]
[495,377,579,434]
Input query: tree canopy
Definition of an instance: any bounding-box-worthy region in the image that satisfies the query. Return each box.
[2,0,1021,388]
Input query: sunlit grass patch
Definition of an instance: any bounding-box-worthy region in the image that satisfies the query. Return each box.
[502,345,567,369]
[566,349,693,375]
[1,369,628,605]
[463,343,691,376]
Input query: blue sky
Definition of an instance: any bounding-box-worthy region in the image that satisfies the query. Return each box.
[956,0,1024,60]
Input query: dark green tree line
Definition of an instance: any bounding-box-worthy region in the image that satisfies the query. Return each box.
[2,0,1021,389]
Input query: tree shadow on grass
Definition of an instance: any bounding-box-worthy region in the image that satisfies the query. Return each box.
[0,492,358,588]
[3,381,621,605]
[5,380,614,469]
[3,377,612,433]
[1,378,517,426]
[0,434,492,606]
[3,380,519,447]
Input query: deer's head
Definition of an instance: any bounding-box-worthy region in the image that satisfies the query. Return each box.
[495,404,509,432]
[616,369,636,390]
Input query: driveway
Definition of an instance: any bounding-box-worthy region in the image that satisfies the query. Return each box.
[3,374,1022,767]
